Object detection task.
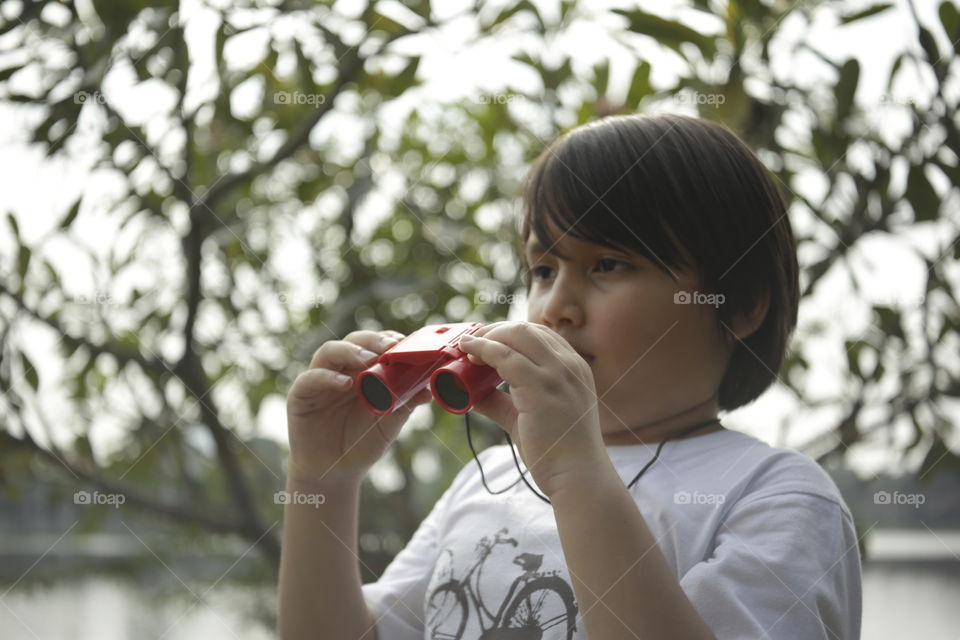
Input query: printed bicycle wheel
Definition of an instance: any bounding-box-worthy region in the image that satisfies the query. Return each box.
[499,576,577,640]
[426,580,468,640]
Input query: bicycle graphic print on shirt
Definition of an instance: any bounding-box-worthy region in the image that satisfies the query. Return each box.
[425,527,579,640]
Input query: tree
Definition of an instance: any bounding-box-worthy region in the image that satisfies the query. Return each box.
[1,0,958,631]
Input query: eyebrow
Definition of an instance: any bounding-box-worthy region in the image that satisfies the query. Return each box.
[525,238,635,262]
[524,239,572,261]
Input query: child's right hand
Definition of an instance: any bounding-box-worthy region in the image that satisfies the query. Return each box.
[285,330,433,484]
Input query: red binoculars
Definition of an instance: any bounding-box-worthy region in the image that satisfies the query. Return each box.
[356,322,503,415]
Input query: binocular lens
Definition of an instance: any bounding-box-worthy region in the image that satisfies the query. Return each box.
[433,370,469,411]
[361,375,393,412]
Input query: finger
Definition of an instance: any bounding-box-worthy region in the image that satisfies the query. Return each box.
[469,320,512,340]
[287,367,356,409]
[310,332,401,370]
[345,329,404,353]
[456,334,533,389]
[468,388,518,437]
[342,329,379,342]
[308,341,381,372]
[377,329,407,343]
[463,323,558,368]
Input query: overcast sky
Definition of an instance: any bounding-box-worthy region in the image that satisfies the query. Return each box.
[0,0,954,484]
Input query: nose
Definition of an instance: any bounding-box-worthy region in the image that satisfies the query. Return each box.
[537,274,585,329]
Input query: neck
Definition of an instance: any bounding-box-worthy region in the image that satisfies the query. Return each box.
[600,396,723,446]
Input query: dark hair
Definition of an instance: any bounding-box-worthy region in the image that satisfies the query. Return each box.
[518,114,799,412]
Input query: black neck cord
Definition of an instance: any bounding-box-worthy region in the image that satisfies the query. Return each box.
[465,413,722,505]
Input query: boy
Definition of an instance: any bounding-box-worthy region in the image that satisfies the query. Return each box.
[278,114,862,639]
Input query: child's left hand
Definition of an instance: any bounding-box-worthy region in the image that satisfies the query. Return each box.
[456,321,608,498]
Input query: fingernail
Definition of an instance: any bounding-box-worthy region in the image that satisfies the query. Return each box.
[380,337,398,349]
[459,334,476,346]
[335,373,351,384]
[358,349,378,360]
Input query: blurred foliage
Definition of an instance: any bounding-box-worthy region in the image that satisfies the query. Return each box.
[0,0,959,631]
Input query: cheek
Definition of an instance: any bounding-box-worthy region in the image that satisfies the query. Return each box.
[597,305,715,391]
[592,318,658,392]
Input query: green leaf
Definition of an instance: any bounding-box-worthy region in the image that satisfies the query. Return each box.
[625,60,652,108]
[21,352,39,392]
[840,3,894,24]
[512,52,571,92]
[845,339,866,376]
[940,1,960,53]
[6,212,20,242]
[0,65,19,83]
[361,57,422,99]
[292,38,315,92]
[874,306,903,338]
[542,58,572,92]
[886,52,907,92]
[613,8,717,57]
[593,60,610,97]
[485,1,545,32]
[405,0,432,22]
[17,245,31,282]
[215,20,228,75]
[71,357,96,401]
[917,24,941,63]
[906,165,940,221]
[60,199,81,230]
[41,258,61,290]
[835,59,860,122]
[369,8,411,38]
[811,126,843,170]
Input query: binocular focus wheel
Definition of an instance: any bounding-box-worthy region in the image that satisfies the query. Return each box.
[360,375,394,412]
[433,370,470,411]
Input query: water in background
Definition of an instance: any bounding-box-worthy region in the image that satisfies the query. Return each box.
[1,529,957,639]
[1,579,274,639]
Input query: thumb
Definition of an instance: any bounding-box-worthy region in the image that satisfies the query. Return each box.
[469,388,518,438]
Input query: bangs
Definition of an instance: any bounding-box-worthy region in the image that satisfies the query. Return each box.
[514,113,799,413]
[521,121,694,283]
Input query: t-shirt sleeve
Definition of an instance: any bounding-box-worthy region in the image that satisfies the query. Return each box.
[361,507,440,640]
[679,491,862,640]
[361,450,489,640]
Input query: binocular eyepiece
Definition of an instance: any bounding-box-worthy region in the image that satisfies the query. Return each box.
[356,323,503,415]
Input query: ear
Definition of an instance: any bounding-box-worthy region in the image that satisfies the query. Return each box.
[726,289,770,341]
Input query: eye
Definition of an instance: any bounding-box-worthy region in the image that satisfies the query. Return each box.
[596,258,627,273]
[530,265,554,281]
[528,259,627,282]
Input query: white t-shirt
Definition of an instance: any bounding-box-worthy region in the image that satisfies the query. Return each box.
[362,428,862,640]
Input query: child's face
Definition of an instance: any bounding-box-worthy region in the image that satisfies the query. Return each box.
[524,224,734,443]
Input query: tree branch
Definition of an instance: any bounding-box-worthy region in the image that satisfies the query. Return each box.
[0,280,162,372]
[5,428,250,534]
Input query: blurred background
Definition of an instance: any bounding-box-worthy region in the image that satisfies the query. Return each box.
[0,0,958,637]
